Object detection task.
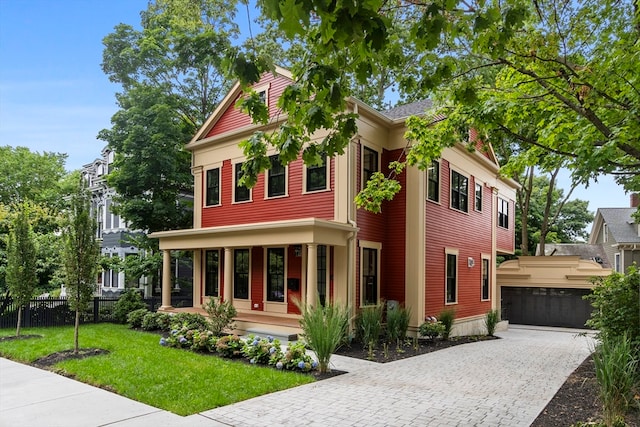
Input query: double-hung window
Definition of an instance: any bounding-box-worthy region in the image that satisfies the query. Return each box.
[451,171,468,212]
[267,248,285,302]
[234,163,250,203]
[475,183,482,211]
[206,168,220,206]
[481,258,490,300]
[427,160,440,202]
[205,250,219,297]
[362,146,379,185]
[498,197,509,228]
[267,155,286,197]
[446,252,458,304]
[306,158,327,192]
[317,245,327,306]
[234,249,249,299]
[361,246,379,306]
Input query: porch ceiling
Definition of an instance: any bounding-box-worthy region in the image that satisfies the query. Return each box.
[150,218,357,250]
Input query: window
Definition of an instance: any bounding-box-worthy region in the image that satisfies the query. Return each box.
[498,197,509,228]
[317,245,327,306]
[234,163,250,202]
[206,168,220,206]
[205,250,219,297]
[451,171,468,212]
[257,90,266,104]
[362,146,379,185]
[427,160,440,202]
[267,248,285,302]
[306,158,328,192]
[446,253,457,304]
[603,224,608,243]
[475,183,483,211]
[361,247,378,306]
[614,253,621,273]
[481,258,490,300]
[233,249,249,299]
[267,155,286,197]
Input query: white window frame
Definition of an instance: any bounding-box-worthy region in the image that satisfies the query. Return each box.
[204,165,222,207]
[614,252,621,273]
[481,254,491,301]
[359,240,382,307]
[475,182,483,212]
[498,197,509,229]
[445,248,459,305]
[361,144,381,189]
[253,83,270,106]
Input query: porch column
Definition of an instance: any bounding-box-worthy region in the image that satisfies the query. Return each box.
[159,250,174,311]
[306,244,318,307]
[223,247,233,302]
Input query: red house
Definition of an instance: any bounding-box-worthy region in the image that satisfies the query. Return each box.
[150,67,518,336]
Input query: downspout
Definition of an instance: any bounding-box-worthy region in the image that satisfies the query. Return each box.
[347,103,359,322]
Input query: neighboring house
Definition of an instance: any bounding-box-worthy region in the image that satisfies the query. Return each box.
[588,195,640,273]
[82,148,195,301]
[535,243,610,267]
[150,67,519,336]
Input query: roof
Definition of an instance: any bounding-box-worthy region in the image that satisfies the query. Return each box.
[535,243,611,268]
[598,208,640,244]
[382,99,434,120]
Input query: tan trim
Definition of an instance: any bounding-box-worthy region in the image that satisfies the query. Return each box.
[405,163,426,327]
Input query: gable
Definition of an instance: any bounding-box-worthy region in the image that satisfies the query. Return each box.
[189,67,293,146]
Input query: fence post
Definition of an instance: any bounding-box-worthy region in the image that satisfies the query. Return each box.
[94,297,99,323]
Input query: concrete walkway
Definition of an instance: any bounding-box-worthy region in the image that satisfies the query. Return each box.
[0,327,595,427]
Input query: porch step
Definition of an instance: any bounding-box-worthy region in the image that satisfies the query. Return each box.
[243,327,299,343]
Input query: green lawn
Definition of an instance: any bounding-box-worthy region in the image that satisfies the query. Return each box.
[0,324,315,415]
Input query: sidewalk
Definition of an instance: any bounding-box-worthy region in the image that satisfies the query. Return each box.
[0,327,594,427]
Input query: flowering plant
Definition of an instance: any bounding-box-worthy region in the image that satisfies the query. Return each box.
[418,316,445,340]
[271,341,316,372]
[242,335,282,365]
[215,334,243,358]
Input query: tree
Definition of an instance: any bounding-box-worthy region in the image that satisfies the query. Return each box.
[63,182,100,354]
[223,0,639,211]
[99,0,238,233]
[5,204,38,336]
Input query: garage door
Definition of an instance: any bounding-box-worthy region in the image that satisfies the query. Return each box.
[501,287,593,328]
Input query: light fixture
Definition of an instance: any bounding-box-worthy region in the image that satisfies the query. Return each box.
[294,245,302,257]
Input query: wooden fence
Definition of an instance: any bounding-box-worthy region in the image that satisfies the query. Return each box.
[0,296,193,329]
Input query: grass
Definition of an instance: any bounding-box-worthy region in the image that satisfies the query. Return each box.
[0,324,314,416]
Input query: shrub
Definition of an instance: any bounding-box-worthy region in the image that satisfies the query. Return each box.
[215,334,243,358]
[438,308,455,340]
[127,308,149,328]
[419,318,445,340]
[242,335,282,365]
[356,304,384,348]
[297,301,350,373]
[593,333,639,426]
[141,312,160,331]
[112,289,147,324]
[484,309,500,336]
[189,329,217,352]
[273,341,317,372]
[154,313,174,331]
[202,298,237,335]
[386,305,411,343]
[170,312,209,331]
[585,267,640,345]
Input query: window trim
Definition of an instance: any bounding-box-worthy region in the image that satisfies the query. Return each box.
[450,170,469,213]
[498,197,509,229]
[361,145,380,189]
[475,182,483,212]
[266,155,288,198]
[205,167,221,207]
[481,255,490,301]
[303,157,329,193]
[233,248,250,300]
[233,161,252,203]
[427,160,441,203]
[445,248,459,305]
[253,83,270,106]
[359,240,381,307]
[265,247,286,303]
[204,249,220,297]
[614,252,621,273]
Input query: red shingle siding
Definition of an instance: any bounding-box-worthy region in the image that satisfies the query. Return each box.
[425,160,493,319]
[206,73,291,138]
[201,157,335,227]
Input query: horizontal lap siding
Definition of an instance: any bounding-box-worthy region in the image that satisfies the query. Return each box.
[202,158,335,227]
[497,198,515,253]
[206,73,290,138]
[251,247,264,310]
[286,245,302,314]
[425,160,493,319]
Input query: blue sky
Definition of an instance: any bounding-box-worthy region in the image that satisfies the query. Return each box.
[0,0,631,214]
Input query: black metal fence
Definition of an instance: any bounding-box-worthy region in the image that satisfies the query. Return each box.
[0,296,193,329]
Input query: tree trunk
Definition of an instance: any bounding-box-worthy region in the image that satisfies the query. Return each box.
[520,167,534,255]
[16,305,22,337]
[74,309,80,354]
